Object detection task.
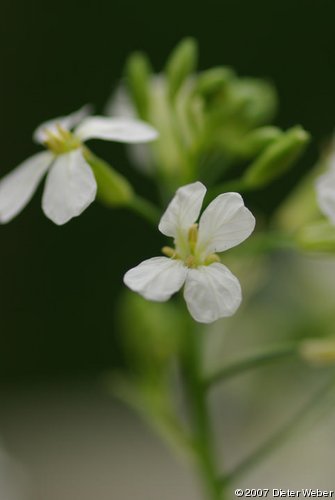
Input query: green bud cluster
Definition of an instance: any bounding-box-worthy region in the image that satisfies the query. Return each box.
[123,38,310,196]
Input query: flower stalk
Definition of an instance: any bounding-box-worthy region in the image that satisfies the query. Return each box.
[127,194,161,226]
[204,343,298,389]
[181,324,223,500]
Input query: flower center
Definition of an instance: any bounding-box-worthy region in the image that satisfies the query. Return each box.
[162,223,220,268]
[44,124,81,154]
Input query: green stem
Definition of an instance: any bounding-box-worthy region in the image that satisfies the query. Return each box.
[220,374,335,487]
[127,195,161,226]
[182,326,223,500]
[205,344,298,389]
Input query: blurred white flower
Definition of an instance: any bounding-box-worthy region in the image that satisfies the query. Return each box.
[0,106,158,225]
[124,182,255,323]
[315,149,335,225]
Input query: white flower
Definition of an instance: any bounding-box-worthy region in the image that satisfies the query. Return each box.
[315,150,335,225]
[0,105,158,225]
[123,182,255,323]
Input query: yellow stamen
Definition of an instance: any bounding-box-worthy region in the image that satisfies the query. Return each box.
[205,253,220,265]
[56,124,72,140]
[188,223,198,252]
[162,246,180,259]
[188,223,198,243]
[43,125,81,154]
[185,255,196,268]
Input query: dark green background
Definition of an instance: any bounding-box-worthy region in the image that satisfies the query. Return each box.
[0,0,334,379]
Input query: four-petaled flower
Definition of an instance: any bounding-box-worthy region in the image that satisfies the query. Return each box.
[124,182,255,323]
[0,106,158,225]
[315,150,335,225]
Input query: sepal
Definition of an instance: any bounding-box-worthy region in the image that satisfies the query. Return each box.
[84,150,133,206]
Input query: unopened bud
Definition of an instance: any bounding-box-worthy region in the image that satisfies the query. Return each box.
[237,126,282,159]
[232,78,278,126]
[118,292,184,374]
[165,37,198,100]
[125,51,152,119]
[300,338,335,366]
[194,67,235,98]
[243,126,310,188]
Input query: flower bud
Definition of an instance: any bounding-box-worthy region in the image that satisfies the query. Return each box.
[231,78,278,127]
[125,51,152,119]
[237,126,282,159]
[84,151,134,206]
[243,126,310,188]
[296,221,335,252]
[194,66,235,99]
[118,292,185,376]
[165,37,198,100]
[300,338,335,366]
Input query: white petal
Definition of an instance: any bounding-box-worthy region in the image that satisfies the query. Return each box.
[197,192,255,255]
[184,263,242,323]
[104,87,154,173]
[0,151,53,223]
[158,182,207,239]
[123,257,187,301]
[42,149,97,225]
[316,170,335,225]
[74,116,158,143]
[33,104,92,144]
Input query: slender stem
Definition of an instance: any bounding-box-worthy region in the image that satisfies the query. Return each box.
[220,374,335,487]
[182,326,223,500]
[127,195,161,226]
[205,344,298,389]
